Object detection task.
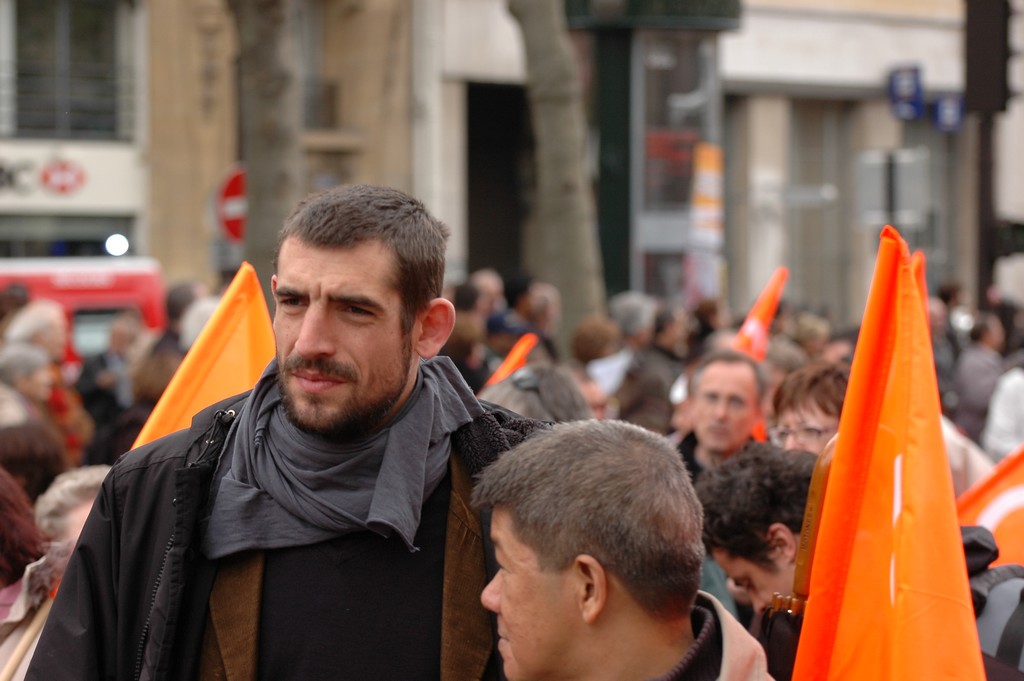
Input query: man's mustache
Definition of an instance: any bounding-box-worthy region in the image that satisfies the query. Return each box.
[282,356,358,382]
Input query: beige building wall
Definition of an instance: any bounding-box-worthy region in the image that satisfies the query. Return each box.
[958,118,981,305]
[146,0,237,288]
[846,99,902,315]
[440,81,469,283]
[722,0,973,322]
[144,0,421,286]
[728,96,791,312]
[997,100,1024,225]
[322,0,413,190]
[142,0,983,314]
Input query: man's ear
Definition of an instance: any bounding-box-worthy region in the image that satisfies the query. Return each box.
[572,554,609,624]
[766,522,799,566]
[414,297,456,359]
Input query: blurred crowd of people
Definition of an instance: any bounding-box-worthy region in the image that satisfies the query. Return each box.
[0,277,225,679]
[0,278,224,470]
[2,255,1020,677]
[443,269,1023,473]
[439,268,1022,637]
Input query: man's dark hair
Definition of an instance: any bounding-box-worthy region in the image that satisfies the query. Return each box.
[696,443,816,568]
[937,280,961,308]
[165,282,200,324]
[274,184,450,333]
[970,313,1001,343]
[503,272,534,311]
[452,282,480,313]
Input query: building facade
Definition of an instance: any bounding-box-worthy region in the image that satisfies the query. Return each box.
[1,0,1017,326]
[720,0,975,325]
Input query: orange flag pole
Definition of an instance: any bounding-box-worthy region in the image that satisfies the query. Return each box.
[132,262,275,448]
[731,266,788,362]
[910,250,928,311]
[958,443,1024,566]
[792,227,984,681]
[483,332,539,388]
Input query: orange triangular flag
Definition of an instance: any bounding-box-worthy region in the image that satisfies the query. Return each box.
[792,227,984,681]
[958,443,1024,566]
[483,332,539,388]
[132,262,275,448]
[731,266,788,362]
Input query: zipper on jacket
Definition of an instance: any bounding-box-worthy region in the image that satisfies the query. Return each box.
[133,535,174,681]
[187,408,237,469]
[133,407,237,680]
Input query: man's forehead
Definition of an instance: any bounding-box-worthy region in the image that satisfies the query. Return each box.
[699,361,758,389]
[489,509,519,557]
[279,235,391,258]
[277,238,398,282]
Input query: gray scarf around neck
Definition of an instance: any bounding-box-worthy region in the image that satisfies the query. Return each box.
[201,356,484,560]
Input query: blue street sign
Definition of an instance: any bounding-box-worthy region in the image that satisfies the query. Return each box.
[933,94,964,133]
[889,65,924,121]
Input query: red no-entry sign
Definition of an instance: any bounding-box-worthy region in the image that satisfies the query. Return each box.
[216,167,247,242]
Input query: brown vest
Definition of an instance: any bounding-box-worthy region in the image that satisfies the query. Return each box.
[197,453,494,681]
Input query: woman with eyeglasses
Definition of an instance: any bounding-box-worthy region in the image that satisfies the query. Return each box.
[769,358,992,496]
[768,362,848,455]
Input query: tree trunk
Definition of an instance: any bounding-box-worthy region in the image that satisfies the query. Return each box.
[508,0,606,355]
[227,0,305,302]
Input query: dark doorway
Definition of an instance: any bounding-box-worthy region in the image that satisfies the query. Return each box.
[466,83,532,279]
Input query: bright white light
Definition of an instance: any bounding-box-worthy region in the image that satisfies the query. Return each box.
[105,234,130,256]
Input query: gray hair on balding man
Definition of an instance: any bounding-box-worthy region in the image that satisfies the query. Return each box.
[472,419,705,619]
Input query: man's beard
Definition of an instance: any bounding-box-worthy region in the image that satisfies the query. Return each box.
[278,347,412,441]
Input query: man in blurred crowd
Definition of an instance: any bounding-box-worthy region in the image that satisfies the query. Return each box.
[75,309,143,428]
[678,349,766,481]
[953,313,1005,444]
[469,267,505,319]
[150,279,208,359]
[616,304,685,435]
[473,419,769,681]
[588,291,657,399]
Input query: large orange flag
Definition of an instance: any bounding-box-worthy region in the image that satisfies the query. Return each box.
[132,262,275,448]
[958,443,1024,566]
[731,266,788,362]
[792,227,984,681]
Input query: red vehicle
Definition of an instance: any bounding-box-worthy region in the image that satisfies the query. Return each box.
[0,257,167,363]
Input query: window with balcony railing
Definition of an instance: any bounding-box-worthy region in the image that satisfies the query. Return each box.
[1,0,132,140]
